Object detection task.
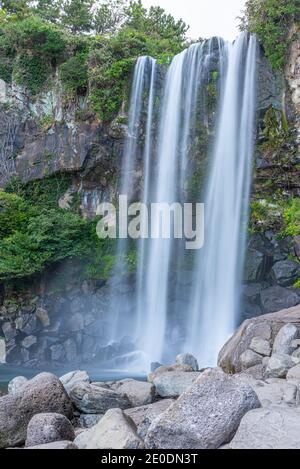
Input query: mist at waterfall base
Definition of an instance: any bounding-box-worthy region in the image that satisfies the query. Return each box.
[101,32,257,374]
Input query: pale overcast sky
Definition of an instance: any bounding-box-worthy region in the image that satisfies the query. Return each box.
[142,0,247,41]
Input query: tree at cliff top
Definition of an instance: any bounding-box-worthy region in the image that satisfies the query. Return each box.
[240,0,299,69]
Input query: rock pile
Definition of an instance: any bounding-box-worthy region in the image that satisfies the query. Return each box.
[1,305,300,449]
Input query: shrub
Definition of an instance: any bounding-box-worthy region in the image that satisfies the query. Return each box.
[280,198,300,237]
[0,15,67,93]
[0,205,91,280]
[59,51,89,95]
[240,0,299,69]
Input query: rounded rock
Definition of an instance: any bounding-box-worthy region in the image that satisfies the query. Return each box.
[25,413,75,447]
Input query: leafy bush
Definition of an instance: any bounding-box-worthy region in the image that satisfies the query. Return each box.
[0,15,67,93]
[0,191,29,238]
[250,197,300,236]
[280,198,300,237]
[240,0,299,69]
[60,51,89,95]
[5,174,72,209]
[89,24,186,121]
[294,279,300,288]
[0,208,91,280]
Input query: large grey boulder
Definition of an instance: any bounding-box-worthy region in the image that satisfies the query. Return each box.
[26,441,77,450]
[287,364,300,381]
[273,323,298,355]
[265,353,296,378]
[74,409,144,449]
[148,364,194,383]
[69,382,131,414]
[260,286,299,313]
[75,414,103,429]
[271,260,300,287]
[25,413,75,447]
[153,371,201,398]
[175,353,199,371]
[60,370,90,395]
[8,376,28,394]
[249,337,271,356]
[247,378,299,407]
[240,349,263,369]
[0,372,73,448]
[244,249,265,282]
[125,399,174,439]
[110,379,155,407]
[218,304,300,373]
[145,368,260,449]
[229,407,300,449]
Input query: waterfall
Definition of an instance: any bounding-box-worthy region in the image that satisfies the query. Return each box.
[187,34,257,366]
[108,56,157,348]
[106,33,257,370]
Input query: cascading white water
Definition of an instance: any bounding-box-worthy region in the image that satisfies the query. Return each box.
[187,33,257,366]
[108,56,157,347]
[106,34,257,370]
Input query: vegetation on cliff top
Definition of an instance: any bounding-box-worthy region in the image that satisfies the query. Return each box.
[0,0,188,119]
[240,0,299,69]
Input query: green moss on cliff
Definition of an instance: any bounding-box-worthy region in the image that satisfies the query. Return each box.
[250,196,300,236]
[240,0,299,70]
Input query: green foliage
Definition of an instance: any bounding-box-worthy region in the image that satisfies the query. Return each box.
[61,0,94,34]
[0,178,96,280]
[293,279,300,289]
[0,0,188,115]
[125,1,188,42]
[0,191,29,238]
[94,0,128,35]
[250,197,300,236]
[260,106,290,152]
[0,15,67,93]
[89,21,186,120]
[0,0,29,16]
[5,174,72,209]
[280,198,300,237]
[240,0,299,69]
[60,51,88,94]
[249,199,281,232]
[33,0,62,24]
[0,208,91,280]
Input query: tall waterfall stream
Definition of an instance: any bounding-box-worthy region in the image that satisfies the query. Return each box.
[107,33,257,371]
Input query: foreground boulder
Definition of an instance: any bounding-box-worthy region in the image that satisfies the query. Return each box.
[153,371,201,398]
[246,378,299,407]
[218,305,300,373]
[125,399,174,439]
[229,407,300,449]
[145,368,260,449]
[148,364,194,382]
[287,363,300,381]
[175,353,199,371]
[265,353,297,378]
[272,323,298,355]
[60,370,90,395]
[0,373,73,448]
[75,414,103,429]
[8,376,28,394]
[26,441,77,450]
[109,379,155,407]
[74,409,144,449]
[69,382,131,414]
[25,413,75,447]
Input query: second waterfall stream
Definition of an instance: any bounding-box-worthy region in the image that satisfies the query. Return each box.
[107,33,257,370]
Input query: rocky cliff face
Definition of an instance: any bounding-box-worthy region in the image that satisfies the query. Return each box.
[0,77,125,218]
